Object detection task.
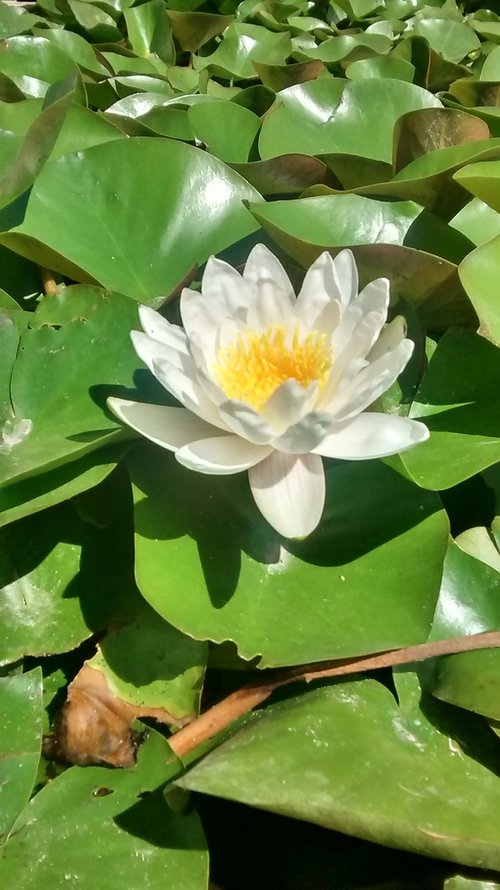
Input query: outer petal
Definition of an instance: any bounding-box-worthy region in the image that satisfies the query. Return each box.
[248,451,325,538]
[176,435,271,475]
[243,243,295,304]
[180,258,253,346]
[107,399,221,450]
[131,330,185,374]
[313,412,429,460]
[330,277,389,364]
[321,339,414,421]
[152,357,230,430]
[367,315,406,362]
[138,306,188,353]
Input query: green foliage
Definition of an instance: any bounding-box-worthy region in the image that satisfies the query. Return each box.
[1,0,500,887]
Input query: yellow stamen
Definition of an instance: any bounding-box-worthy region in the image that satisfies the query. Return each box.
[213,324,332,411]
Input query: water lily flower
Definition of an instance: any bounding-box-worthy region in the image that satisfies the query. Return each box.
[108,246,429,538]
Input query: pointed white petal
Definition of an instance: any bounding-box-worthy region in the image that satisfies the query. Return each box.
[138,306,188,352]
[246,283,295,331]
[272,411,334,454]
[331,278,389,363]
[323,339,414,422]
[201,256,253,313]
[314,412,429,460]
[261,379,319,434]
[367,315,406,362]
[295,251,343,324]
[180,260,252,345]
[131,330,185,373]
[107,399,220,450]
[152,357,230,430]
[331,249,359,310]
[249,451,325,539]
[243,243,295,304]
[217,400,275,444]
[176,436,271,475]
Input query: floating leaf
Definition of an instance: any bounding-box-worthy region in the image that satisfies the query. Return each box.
[0,670,42,843]
[0,286,140,487]
[0,731,207,889]
[459,235,500,347]
[179,672,500,870]
[259,78,441,162]
[426,540,500,721]
[402,329,500,490]
[129,443,447,667]
[0,139,262,303]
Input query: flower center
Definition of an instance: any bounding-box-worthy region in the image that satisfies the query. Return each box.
[212,324,332,411]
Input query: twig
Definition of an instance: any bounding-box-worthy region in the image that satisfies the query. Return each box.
[169,631,500,758]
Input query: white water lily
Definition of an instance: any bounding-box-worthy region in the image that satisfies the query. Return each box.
[108,245,429,539]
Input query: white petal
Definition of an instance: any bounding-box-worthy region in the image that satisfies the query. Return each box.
[243,243,295,304]
[131,330,184,374]
[314,412,429,460]
[323,339,414,421]
[217,400,275,444]
[295,251,343,325]
[138,306,188,353]
[152,357,230,430]
[176,435,271,475]
[249,451,325,539]
[180,258,252,345]
[107,399,220,450]
[272,411,334,454]
[246,282,295,330]
[261,379,320,434]
[367,315,406,362]
[331,277,389,363]
[331,249,359,311]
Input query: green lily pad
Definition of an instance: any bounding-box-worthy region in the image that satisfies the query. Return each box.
[259,78,441,162]
[129,443,447,667]
[167,9,234,52]
[0,98,125,169]
[179,671,500,870]
[393,108,491,174]
[88,595,207,723]
[402,329,500,490]
[0,36,78,97]
[413,17,480,65]
[0,670,42,843]
[230,154,328,195]
[0,138,262,303]
[123,0,175,63]
[426,540,500,722]
[0,479,139,666]
[247,195,475,328]
[188,100,260,163]
[451,198,500,248]
[459,235,500,347]
[0,730,207,889]
[346,55,415,82]
[193,23,292,79]
[249,194,473,263]
[0,285,141,487]
[0,72,78,211]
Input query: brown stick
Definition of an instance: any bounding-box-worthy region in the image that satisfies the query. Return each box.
[39,267,58,296]
[169,631,500,758]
